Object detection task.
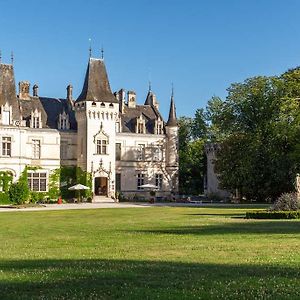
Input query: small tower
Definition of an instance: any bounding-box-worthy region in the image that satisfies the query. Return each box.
[165,89,179,193]
[74,56,119,199]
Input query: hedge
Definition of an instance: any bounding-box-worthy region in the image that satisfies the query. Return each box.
[246,210,300,219]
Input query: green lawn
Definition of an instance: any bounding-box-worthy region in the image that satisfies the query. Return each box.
[0,206,299,299]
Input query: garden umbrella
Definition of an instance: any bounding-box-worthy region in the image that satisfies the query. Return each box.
[138,184,159,189]
[68,184,90,202]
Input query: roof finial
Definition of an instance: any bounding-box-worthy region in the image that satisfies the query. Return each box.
[11,51,14,65]
[0,50,2,64]
[101,46,104,59]
[171,82,174,98]
[89,38,92,58]
[148,81,152,92]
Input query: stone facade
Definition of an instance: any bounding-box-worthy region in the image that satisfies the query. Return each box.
[0,56,178,199]
[204,143,230,198]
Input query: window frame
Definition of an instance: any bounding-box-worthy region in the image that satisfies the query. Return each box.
[2,137,12,157]
[32,139,41,159]
[27,171,47,192]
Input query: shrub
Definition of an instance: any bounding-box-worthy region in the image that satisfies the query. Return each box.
[272,192,299,211]
[0,193,10,204]
[246,211,300,219]
[9,181,29,204]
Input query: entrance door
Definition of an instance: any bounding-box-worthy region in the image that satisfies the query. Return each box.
[94,177,108,196]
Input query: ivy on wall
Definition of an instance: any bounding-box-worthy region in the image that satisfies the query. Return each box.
[3,165,93,204]
[0,171,13,204]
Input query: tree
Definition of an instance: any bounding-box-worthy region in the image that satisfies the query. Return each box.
[209,73,300,202]
[178,115,207,195]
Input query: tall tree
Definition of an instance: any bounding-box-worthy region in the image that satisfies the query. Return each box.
[209,73,300,202]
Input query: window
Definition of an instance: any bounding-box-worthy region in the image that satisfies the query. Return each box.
[137,173,144,190]
[33,116,40,128]
[155,174,163,190]
[60,140,68,159]
[116,173,121,192]
[137,144,145,161]
[156,123,163,135]
[32,139,41,159]
[2,109,10,125]
[115,122,120,133]
[116,143,121,160]
[58,112,69,130]
[138,122,144,134]
[28,172,47,192]
[96,139,107,154]
[2,137,11,156]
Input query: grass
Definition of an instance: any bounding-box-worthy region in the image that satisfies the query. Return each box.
[0,205,299,299]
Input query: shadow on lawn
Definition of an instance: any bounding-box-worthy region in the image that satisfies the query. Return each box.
[133,220,300,236]
[0,259,299,299]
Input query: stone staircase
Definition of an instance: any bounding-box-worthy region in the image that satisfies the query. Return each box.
[93,195,115,203]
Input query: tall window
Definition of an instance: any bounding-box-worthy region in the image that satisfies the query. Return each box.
[137,173,144,190]
[2,108,10,125]
[28,172,47,192]
[96,139,107,154]
[116,143,121,160]
[115,121,120,133]
[2,137,11,156]
[138,122,145,133]
[116,173,121,192]
[60,140,68,159]
[32,139,41,159]
[137,144,145,161]
[155,174,163,190]
[33,116,40,128]
[156,123,163,135]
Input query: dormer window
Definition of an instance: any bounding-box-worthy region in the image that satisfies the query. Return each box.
[1,103,11,125]
[109,103,114,108]
[92,101,97,107]
[155,119,163,135]
[58,111,70,130]
[101,102,105,107]
[136,115,146,134]
[31,109,42,129]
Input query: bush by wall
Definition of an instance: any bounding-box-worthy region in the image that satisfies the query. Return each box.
[9,168,29,204]
[246,211,300,219]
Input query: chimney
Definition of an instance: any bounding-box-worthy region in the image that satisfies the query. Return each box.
[33,84,39,97]
[118,89,126,113]
[18,81,31,100]
[66,84,74,109]
[127,90,136,108]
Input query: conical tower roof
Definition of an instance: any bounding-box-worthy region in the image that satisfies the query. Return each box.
[0,63,20,120]
[76,58,118,103]
[166,93,177,127]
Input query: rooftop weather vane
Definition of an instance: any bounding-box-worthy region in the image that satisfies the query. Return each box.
[11,51,14,65]
[89,38,92,58]
[171,82,174,97]
[101,46,104,59]
[148,81,152,92]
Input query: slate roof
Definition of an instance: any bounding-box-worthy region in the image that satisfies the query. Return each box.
[166,95,177,127]
[0,64,20,120]
[121,104,163,134]
[77,58,118,103]
[39,97,77,130]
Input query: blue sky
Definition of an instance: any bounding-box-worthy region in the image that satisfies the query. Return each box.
[1,0,300,119]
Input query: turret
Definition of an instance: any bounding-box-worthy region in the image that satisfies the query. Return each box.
[0,63,20,123]
[165,89,179,193]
